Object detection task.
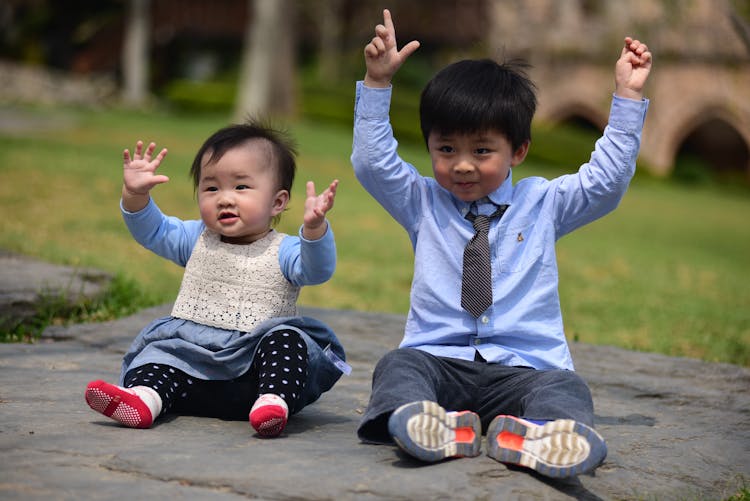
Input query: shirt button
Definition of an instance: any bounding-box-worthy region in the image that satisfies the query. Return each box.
[481,316,489,324]
[474,338,482,345]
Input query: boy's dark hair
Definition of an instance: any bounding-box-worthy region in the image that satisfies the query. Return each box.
[190,119,297,196]
[419,58,537,151]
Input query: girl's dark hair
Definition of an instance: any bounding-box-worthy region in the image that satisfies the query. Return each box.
[190,119,297,196]
[419,58,537,151]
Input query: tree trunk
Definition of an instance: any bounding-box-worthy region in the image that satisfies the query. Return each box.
[318,0,343,83]
[121,0,150,106]
[235,0,296,121]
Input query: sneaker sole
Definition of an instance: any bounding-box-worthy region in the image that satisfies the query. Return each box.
[388,401,481,462]
[486,415,607,478]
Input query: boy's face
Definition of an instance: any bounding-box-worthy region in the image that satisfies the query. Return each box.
[197,141,289,244]
[427,129,528,202]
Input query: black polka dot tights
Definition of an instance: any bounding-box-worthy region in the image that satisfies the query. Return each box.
[123,329,308,420]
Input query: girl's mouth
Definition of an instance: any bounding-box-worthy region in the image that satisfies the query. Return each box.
[219,211,239,223]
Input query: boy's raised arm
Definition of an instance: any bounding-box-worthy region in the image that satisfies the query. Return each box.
[363,9,420,88]
[614,37,652,100]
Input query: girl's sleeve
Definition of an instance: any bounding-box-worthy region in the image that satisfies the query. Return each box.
[278,224,336,286]
[121,197,204,267]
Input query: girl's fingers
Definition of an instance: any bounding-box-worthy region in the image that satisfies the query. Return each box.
[306,180,317,199]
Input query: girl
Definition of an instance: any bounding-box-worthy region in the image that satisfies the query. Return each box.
[85,120,346,437]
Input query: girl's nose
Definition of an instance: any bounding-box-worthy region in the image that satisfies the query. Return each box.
[217,191,234,206]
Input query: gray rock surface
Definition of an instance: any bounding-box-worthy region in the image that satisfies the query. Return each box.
[0,250,111,330]
[0,253,748,500]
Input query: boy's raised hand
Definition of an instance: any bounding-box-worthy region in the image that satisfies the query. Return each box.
[302,179,339,240]
[615,37,652,100]
[364,9,420,88]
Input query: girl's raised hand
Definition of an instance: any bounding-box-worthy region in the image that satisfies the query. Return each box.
[123,140,170,197]
[302,179,339,240]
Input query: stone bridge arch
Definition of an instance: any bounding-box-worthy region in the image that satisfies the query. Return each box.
[485,0,750,181]
[541,99,608,132]
[640,64,750,177]
[533,63,612,133]
[532,63,750,179]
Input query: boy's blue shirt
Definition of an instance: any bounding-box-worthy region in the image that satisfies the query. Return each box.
[351,81,649,370]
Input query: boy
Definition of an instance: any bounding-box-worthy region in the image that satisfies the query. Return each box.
[351,9,651,478]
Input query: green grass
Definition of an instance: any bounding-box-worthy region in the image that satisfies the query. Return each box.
[1,274,155,342]
[0,104,748,366]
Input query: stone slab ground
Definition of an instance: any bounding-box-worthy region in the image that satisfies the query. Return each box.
[0,253,747,500]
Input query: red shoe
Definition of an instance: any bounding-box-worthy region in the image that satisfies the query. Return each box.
[249,394,289,437]
[85,380,154,429]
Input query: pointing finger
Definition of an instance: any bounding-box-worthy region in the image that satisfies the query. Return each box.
[383,8,393,34]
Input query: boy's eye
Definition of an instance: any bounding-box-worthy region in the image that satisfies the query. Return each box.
[236,184,249,190]
[475,148,491,154]
[438,145,454,153]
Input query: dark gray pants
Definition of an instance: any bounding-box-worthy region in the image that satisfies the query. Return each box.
[358,348,596,443]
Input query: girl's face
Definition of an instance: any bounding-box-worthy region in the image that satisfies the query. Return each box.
[428,129,529,202]
[197,141,288,244]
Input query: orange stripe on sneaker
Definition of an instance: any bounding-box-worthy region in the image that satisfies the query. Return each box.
[497,431,524,451]
[454,426,476,444]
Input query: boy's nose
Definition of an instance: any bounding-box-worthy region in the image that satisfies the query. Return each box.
[453,159,475,173]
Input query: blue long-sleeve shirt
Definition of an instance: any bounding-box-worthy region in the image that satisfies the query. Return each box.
[121,198,336,287]
[351,82,648,370]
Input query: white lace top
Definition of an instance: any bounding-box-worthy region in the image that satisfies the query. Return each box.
[171,229,299,332]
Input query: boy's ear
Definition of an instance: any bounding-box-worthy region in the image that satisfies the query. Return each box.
[511,140,531,167]
[271,190,290,216]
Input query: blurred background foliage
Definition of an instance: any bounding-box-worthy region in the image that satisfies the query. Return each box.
[1,0,748,184]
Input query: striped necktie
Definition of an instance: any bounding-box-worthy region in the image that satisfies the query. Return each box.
[461,204,508,317]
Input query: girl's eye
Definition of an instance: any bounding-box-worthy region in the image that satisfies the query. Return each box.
[475,148,491,154]
[205,186,218,192]
[236,184,249,190]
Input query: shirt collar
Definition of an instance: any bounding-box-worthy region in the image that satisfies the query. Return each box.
[488,169,514,206]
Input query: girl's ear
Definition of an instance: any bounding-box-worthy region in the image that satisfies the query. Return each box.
[271,190,290,216]
[511,140,530,167]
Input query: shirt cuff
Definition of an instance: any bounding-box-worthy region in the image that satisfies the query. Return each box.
[609,94,649,132]
[355,81,393,120]
[120,196,154,216]
[297,221,332,243]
